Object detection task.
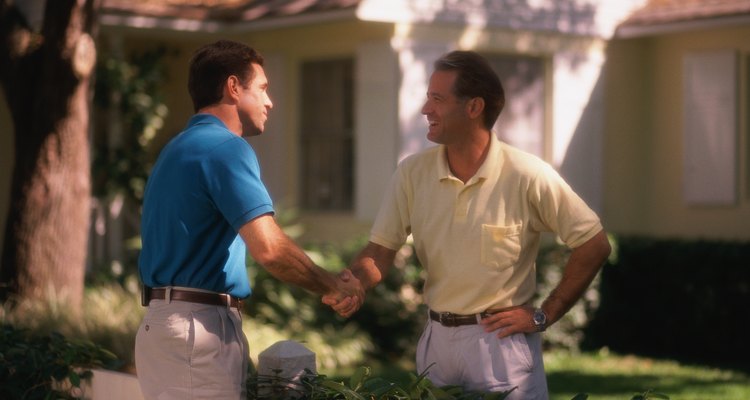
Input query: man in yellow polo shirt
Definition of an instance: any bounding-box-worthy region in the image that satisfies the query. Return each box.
[326,50,611,399]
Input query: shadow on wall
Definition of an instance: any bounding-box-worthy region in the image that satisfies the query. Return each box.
[558,74,605,214]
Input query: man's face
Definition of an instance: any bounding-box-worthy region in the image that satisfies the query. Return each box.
[238,63,273,137]
[421,69,469,145]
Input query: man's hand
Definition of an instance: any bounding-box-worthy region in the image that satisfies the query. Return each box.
[322,269,365,318]
[479,305,538,338]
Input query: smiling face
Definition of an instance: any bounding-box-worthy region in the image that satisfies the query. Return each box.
[421,69,470,145]
[237,63,273,137]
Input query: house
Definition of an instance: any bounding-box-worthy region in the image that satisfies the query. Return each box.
[603,0,750,240]
[1,0,748,271]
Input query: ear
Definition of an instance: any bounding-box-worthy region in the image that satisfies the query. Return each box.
[225,75,243,102]
[465,97,485,119]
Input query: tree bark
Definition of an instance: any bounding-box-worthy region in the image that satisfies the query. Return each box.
[0,0,100,310]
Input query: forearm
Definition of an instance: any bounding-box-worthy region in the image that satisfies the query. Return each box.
[261,239,337,296]
[240,214,337,296]
[349,241,396,290]
[541,230,611,325]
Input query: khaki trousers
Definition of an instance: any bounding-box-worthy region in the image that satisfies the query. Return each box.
[135,299,248,400]
[416,318,549,400]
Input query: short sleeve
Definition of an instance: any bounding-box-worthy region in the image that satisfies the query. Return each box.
[529,163,603,248]
[370,164,412,250]
[202,137,274,231]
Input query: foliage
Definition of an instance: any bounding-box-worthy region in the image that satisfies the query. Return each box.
[247,365,515,400]
[91,46,172,205]
[245,230,427,367]
[88,45,174,285]
[584,235,750,371]
[0,278,143,369]
[534,236,609,352]
[0,324,119,400]
[246,364,674,400]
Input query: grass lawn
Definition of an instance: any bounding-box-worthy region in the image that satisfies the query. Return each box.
[334,349,749,400]
[545,349,749,400]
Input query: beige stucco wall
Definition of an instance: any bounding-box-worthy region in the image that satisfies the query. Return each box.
[604,24,750,240]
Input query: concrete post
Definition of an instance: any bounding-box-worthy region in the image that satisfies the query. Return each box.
[256,340,317,398]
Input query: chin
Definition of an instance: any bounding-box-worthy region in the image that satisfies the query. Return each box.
[243,127,264,138]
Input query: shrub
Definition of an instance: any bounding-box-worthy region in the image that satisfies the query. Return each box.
[584,235,750,371]
[0,324,119,400]
[247,366,516,400]
[535,237,607,352]
[246,365,669,400]
[245,234,427,367]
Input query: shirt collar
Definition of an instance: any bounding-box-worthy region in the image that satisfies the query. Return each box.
[437,133,503,183]
[186,113,229,131]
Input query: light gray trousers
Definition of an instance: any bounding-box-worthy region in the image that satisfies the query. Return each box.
[135,299,248,400]
[416,317,549,400]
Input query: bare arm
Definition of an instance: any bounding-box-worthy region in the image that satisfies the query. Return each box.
[481,229,611,338]
[322,241,398,315]
[349,241,398,290]
[239,214,364,304]
[541,229,611,324]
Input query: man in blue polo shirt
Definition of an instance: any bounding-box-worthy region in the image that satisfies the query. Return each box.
[135,40,364,400]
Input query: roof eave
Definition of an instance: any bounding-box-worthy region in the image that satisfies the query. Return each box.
[615,13,750,38]
[99,7,359,34]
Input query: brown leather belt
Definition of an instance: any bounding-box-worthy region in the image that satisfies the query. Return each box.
[429,306,522,327]
[144,287,242,309]
[429,310,491,327]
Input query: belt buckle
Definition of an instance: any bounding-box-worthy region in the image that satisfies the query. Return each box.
[222,293,232,309]
[438,312,456,327]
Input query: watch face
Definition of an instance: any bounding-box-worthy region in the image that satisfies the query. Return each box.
[533,309,546,325]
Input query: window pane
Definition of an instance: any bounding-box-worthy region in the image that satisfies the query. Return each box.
[300,59,354,210]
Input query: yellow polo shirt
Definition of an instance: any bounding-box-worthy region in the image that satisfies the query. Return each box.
[370,134,603,314]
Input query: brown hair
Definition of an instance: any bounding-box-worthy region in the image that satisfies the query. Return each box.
[434,51,505,130]
[188,40,265,112]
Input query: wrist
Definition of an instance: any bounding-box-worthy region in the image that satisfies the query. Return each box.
[532,307,548,332]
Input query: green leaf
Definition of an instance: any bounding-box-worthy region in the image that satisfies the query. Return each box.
[349,365,370,391]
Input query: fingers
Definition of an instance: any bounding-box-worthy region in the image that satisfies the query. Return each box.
[322,269,366,318]
[479,306,536,338]
[322,296,359,318]
[338,269,354,282]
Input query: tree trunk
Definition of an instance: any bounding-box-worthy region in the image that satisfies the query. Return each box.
[0,0,100,311]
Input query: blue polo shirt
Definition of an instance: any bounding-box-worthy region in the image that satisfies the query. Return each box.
[138,114,274,298]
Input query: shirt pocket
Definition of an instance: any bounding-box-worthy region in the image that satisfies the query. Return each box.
[481,223,522,270]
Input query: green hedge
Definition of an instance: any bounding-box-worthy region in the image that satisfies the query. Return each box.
[0,324,119,399]
[583,236,750,371]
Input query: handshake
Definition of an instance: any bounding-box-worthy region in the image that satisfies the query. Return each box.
[321,269,366,318]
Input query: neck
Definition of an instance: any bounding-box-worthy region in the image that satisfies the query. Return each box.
[197,104,242,136]
[445,130,491,183]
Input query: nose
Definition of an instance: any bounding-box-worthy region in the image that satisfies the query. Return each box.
[421,100,431,115]
[266,93,273,110]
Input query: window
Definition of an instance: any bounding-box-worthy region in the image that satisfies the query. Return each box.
[299,58,354,211]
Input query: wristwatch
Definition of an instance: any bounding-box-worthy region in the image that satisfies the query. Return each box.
[532,308,547,332]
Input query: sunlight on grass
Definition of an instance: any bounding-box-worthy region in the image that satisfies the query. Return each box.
[545,349,750,400]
